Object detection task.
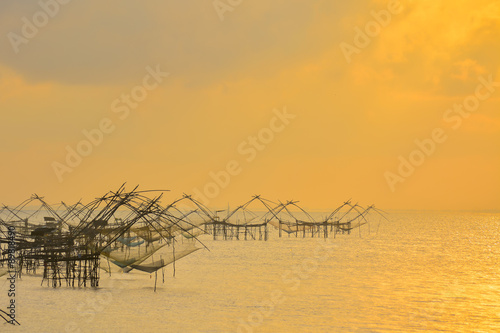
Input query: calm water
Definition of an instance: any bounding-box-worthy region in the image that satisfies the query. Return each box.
[3,211,500,332]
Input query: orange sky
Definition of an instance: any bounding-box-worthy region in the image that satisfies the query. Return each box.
[0,0,499,210]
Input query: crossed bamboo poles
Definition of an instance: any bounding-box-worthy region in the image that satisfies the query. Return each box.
[0,186,388,281]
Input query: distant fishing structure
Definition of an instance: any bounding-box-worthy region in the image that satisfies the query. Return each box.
[0,185,386,290]
[200,195,386,240]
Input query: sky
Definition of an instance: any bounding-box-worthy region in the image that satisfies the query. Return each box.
[0,0,499,211]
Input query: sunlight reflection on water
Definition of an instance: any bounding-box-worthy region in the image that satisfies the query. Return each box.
[3,211,500,332]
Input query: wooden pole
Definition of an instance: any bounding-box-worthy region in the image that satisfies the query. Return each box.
[173,240,176,278]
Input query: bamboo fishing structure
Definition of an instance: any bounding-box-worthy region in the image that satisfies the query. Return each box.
[0,185,208,288]
[0,186,387,292]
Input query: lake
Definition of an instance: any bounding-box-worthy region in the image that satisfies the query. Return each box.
[3,211,500,332]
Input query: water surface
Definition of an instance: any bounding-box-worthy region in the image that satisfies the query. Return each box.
[3,211,500,332]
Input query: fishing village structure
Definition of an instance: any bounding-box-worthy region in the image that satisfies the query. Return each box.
[0,186,206,289]
[0,186,386,292]
[199,195,385,240]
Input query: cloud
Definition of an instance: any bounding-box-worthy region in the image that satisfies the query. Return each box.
[451,59,487,81]
[349,0,500,95]
[0,0,331,86]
